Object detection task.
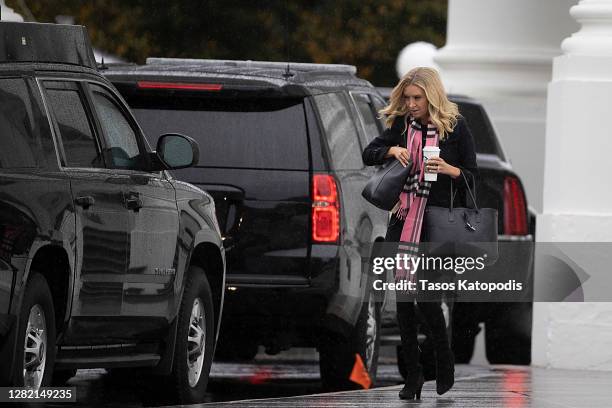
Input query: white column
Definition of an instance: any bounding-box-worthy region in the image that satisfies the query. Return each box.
[533,0,612,370]
[0,0,25,21]
[435,0,578,212]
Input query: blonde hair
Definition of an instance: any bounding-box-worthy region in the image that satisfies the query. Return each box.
[380,67,459,140]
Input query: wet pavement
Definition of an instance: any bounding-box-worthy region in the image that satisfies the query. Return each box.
[46,348,612,407]
[201,365,612,408]
[46,349,405,407]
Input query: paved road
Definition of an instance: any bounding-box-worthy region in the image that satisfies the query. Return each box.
[200,365,612,408]
[46,347,612,407]
[47,347,406,407]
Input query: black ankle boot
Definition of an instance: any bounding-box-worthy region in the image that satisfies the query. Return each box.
[435,349,455,395]
[399,365,424,400]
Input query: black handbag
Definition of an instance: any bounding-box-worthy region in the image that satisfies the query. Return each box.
[424,172,498,265]
[361,158,412,211]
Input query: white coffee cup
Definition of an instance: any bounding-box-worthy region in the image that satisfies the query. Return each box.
[423,146,441,181]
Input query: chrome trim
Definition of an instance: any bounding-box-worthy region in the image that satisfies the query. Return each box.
[60,343,137,351]
[35,77,64,169]
[498,234,533,242]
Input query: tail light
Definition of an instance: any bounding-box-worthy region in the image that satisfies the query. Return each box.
[312,174,340,243]
[503,176,528,235]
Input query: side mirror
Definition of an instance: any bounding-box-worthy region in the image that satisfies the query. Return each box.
[156,133,199,170]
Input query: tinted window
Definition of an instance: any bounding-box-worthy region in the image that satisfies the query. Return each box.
[370,95,387,131]
[457,102,504,158]
[0,78,51,169]
[90,84,143,170]
[130,97,308,170]
[352,93,383,143]
[313,93,363,170]
[44,81,102,168]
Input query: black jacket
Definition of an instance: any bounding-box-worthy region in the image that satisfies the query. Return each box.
[362,115,478,208]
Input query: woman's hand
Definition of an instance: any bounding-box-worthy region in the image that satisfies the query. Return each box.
[387,146,411,167]
[425,156,461,178]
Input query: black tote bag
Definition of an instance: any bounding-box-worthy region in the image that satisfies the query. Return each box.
[361,158,412,211]
[424,172,498,265]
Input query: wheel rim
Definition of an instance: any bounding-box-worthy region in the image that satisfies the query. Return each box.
[365,293,377,370]
[186,297,206,387]
[23,304,47,389]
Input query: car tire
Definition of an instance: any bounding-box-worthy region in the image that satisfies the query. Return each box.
[214,340,258,362]
[451,302,484,364]
[52,369,77,385]
[168,265,215,404]
[319,291,381,391]
[12,272,56,388]
[485,302,532,364]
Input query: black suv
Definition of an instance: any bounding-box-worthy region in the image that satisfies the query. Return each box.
[377,88,535,369]
[106,59,392,389]
[0,23,225,404]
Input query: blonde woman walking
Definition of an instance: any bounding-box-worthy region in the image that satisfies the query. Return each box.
[362,67,478,400]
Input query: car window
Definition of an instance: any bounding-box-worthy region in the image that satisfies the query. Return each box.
[130,96,309,170]
[0,78,51,169]
[370,94,387,131]
[90,84,144,170]
[457,102,504,158]
[352,92,383,143]
[313,92,363,170]
[44,81,103,168]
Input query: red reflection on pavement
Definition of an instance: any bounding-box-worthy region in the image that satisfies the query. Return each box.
[247,368,272,385]
[502,370,529,408]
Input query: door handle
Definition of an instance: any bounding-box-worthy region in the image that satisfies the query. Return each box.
[75,196,95,209]
[124,192,143,212]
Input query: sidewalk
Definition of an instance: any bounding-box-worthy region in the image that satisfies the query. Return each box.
[202,365,612,407]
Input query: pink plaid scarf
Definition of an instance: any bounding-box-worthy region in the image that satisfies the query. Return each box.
[394,117,439,286]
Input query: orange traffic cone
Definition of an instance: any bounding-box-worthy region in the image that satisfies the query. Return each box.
[349,353,372,389]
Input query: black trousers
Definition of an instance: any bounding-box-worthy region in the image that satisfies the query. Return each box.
[386,214,451,382]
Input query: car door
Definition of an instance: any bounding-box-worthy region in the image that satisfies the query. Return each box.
[86,82,180,335]
[41,79,130,341]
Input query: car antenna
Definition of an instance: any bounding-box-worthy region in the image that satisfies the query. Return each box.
[281,0,294,79]
[283,63,294,79]
[98,56,108,71]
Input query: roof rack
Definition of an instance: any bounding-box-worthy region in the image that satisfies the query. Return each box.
[145,58,357,75]
[0,22,97,69]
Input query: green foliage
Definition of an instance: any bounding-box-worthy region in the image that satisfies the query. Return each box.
[10,0,447,86]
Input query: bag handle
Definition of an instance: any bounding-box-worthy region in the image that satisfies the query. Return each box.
[449,170,479,211]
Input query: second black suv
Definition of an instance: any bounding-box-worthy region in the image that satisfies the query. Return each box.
[106,59,391,389]
[0,23,225,404]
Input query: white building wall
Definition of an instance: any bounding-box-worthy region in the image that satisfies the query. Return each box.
[533,0,612,371]
[432,0,612,371]
[0,0,24,22]
[435,0,578,212]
